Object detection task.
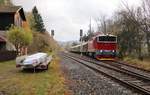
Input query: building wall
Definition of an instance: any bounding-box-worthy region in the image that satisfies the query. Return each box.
[0,12,23,51]
[0,31,6,37]
[0,9,28,53]
[0,11,25,31]
[14,11,23,27]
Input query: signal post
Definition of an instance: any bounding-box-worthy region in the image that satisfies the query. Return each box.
[80,29,83,56]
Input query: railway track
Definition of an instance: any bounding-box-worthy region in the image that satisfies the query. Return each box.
[102,60,150,78]
[70,52,150,78]
[62,52,150,95]
[112,60,150,73]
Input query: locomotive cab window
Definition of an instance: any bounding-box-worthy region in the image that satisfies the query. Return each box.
[98,36,117,42]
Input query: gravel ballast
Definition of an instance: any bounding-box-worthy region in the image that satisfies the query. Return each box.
[60,55,141,95]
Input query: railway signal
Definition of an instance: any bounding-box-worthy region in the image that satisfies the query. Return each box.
[80,29,83,37]
[51,29,54,37]
[80,29,83,56]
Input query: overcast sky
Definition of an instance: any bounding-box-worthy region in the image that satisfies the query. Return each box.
[12,0,142,42]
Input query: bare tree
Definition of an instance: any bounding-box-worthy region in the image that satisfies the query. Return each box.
[95,1,149,59]
[141,0,150,56]
[96,15,107,34]
[109,2,146,59]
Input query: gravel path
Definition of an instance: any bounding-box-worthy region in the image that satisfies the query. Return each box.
[60,55,141,95]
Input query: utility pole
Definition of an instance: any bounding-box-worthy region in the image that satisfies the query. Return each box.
[104,20,107,35]
[90,17,92,33]
[80,29,83,56]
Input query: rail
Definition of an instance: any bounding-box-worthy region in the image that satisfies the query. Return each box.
[62,52,150,95]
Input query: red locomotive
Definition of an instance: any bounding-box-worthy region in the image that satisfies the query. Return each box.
[70,33,117,60]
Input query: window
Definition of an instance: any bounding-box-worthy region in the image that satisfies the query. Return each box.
[98,36,116,42]
[0,13,14,30]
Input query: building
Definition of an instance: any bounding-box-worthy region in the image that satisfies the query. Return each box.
[0,6,27,51]
[0,6,27,61]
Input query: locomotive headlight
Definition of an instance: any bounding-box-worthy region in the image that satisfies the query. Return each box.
[112,50,115,52]
[100,50,103,52]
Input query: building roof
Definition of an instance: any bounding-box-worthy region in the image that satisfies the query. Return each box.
[0,6,26,21]
[0,6,21,13]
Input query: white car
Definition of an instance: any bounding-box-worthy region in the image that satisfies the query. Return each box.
[16,52,52,70]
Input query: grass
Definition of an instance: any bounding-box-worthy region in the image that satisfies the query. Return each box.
[124,57,150,71]
[0,56,67,95]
